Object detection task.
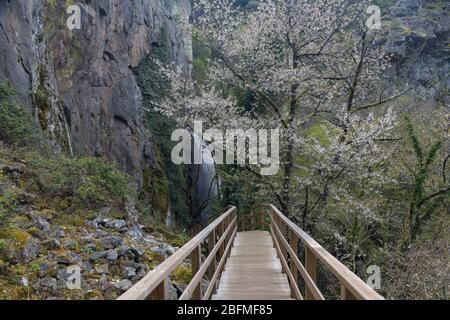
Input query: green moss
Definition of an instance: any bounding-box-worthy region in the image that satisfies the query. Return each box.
[171,264,192,284]
[33,65,52,131]
[145,250,165,267]
[2,228,31,246]
[155,227,187,247]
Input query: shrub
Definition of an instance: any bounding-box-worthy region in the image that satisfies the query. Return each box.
[0,81,39,146]
[23,150,133,208]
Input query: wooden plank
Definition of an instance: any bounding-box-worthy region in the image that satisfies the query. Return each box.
[118,206,236,300]
[214,231,293,300]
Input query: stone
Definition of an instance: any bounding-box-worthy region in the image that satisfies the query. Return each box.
[161,244,175,256]
[168,284,178,300]
[151,246,167,257]
[95,263,109,275]
[38,263,50,278]
[116,245,131,257]
[89,251,108,261]
[130,247,144,259]
[104,287,118,300]
[43,239,61,250]
[105,219,127,231]
[39,278,58,293]
[120,260,140,270]
[81,261,93,273]
[51,228,66,239]
[114,279,133,293]
[20,277,29,287]
[56,269,72,281]
[16,192,37,205]
[34,218,50,232]
[63,239,77,250]
[106,249,119,262]
[22,237,40,263]
[101,236,123,249]
[122,267,136,279]
[27,227,47,240]
[98,274,110,292]
[126,230,142,239]
[95,229,108,237]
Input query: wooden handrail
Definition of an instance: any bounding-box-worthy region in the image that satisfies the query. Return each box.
[118,206,237,300]
[119,203,383,300]
[265,204,384,300]
[270,214,324,300]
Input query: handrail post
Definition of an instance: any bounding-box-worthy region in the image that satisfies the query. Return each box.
[278,219,288,272]
[290,231,299,295]
[208,229,217,294]
[260,208,264,230]
[218,221,225,267]
[305,246,317,300]
[191,244,202,300]
[153,277,169,300]
[341,284,356,300]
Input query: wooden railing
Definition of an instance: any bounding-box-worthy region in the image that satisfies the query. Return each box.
[247,204,384,300]
[118,206,237,300]
[119,204,383,300]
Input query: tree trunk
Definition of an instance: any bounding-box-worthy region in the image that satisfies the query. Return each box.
[281,51,300,218]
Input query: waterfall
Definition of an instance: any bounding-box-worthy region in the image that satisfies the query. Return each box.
[190,135,219,226]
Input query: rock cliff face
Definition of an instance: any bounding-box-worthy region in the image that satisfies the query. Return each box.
[0,0,192,184]
[384,0,450,103]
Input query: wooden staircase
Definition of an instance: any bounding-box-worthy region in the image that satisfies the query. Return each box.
[118,205,384,301]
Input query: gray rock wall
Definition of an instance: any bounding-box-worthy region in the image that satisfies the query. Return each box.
[0,0,192,185]
[384,0,450,103]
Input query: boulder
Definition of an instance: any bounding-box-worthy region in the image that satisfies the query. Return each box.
[106,249,119,262]
[105,220,127,232]
[56,269,72,281]
[21,237,40,263]
[122,266,137,279]
[114,279,133,293]
[116,245,131,257]
[43,239,61,250]
[101,236,123,249]
[62,239,77,250]
[89,251,108,261]
[34,218,50,232]
[39,277,58,293]
[95,263,109,275]
[81,261,93,273]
